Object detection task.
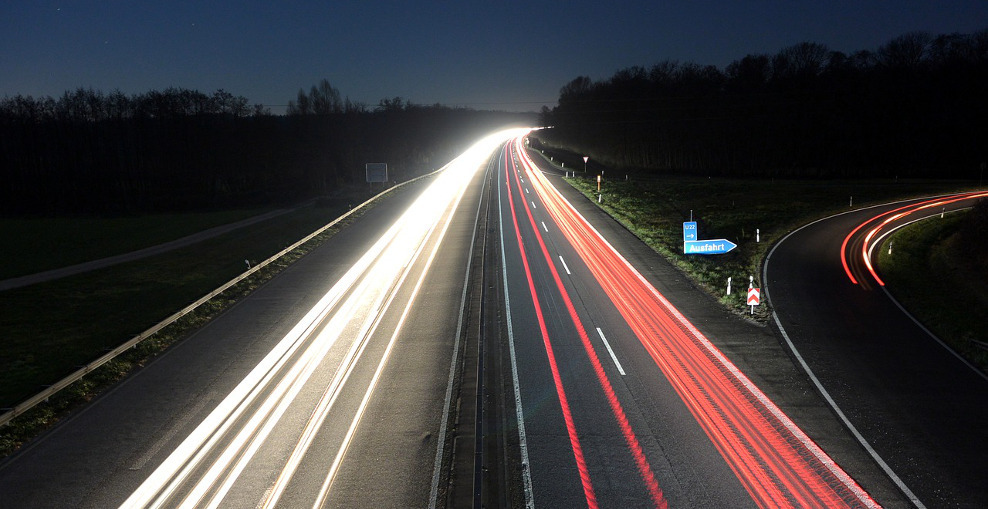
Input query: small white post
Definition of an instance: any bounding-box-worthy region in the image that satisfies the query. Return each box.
[756,229,760,243]
[849,196,853,207]
[941,207,945,218]
[598,193,602,203]
[245,259,251,269]
[888,241,893,255]
[727,277,732,295]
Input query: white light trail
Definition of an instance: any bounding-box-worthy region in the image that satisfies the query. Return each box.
[121,128,530,509]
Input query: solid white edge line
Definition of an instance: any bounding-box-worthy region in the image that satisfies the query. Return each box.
[763,218,927,509]
[316,149,478,507]
[595,328,626,376]
[427,154,489,508]
[558,255,571,275]
[516,140,881,504]
[498,147,536,508]
[867,210,988,383]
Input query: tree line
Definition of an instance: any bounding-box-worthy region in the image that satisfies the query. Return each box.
[536,30,988,178]
[0,81,531,215]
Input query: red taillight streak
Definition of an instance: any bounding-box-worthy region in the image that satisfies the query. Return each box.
[502,149,599,508]
[842,192,988,286]
[551,198,818,506]
[516,138,879,508]
[506,145,667,508]
[503,149,598,507]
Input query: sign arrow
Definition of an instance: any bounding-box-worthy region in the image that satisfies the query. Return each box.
[684,239,737,255]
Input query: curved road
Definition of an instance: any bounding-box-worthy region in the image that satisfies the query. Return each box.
[765,193,988,508]
[494,138,902,507]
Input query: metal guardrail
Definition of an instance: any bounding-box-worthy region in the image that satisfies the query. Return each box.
[0,168,444,428]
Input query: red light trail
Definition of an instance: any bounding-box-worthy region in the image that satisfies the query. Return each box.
[502,147,597,508]
[840,191,988,287]
[503,146,666,508]
[513,137,879,508]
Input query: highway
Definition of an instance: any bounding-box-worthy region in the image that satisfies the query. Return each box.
[0,129,526,508]
[1,127,942,508]
[489,137,891,508]
[765,192,988,508]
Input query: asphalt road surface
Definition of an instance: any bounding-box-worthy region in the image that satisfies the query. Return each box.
[2,128,955,508]
[765,192,988,509]
[484,137,907,508]
[0,130,522,508]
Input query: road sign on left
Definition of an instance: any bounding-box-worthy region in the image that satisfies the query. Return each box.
[365,163,388,183]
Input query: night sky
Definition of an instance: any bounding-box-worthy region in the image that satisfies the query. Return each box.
[3,1,987,113]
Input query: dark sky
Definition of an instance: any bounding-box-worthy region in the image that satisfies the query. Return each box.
[3,1,987,113]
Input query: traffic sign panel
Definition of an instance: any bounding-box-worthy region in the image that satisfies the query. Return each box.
[747,287,760,305]
[683,221,697,242]
[684,239,737,255]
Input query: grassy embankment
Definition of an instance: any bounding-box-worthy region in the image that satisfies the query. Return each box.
[0,193,382,456]
[553,162,975,321]
[876,210,988,371]
[0,210,268,279]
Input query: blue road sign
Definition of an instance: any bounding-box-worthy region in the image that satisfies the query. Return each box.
[684,239,737,255]
[683,221,697,242]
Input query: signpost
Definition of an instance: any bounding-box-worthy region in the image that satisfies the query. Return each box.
[684,239,737,254]
[683,221,736,255]
[747,287,760,314]
[365,163,388,183]
[683,221,697,242]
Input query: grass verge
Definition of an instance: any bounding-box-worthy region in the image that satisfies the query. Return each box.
[0,209,274,279]
[0,192,389,457]
[876,212,988,372]
[554,163,976,319]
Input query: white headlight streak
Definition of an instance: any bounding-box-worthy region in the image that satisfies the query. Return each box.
[120,128,530,509]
